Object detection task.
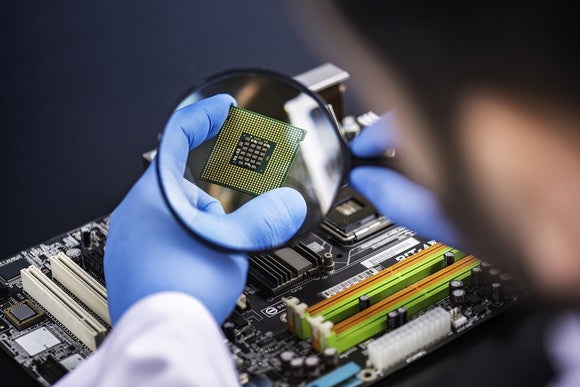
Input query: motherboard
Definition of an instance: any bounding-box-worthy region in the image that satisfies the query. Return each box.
[0,64,524,386]
[0,185,522,386]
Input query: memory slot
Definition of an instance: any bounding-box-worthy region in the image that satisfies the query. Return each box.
[309,256,479,352]
[284,243,465,339]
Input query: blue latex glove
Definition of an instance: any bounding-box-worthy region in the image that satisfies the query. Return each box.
[349,113,463,247]
[104,95,307,325]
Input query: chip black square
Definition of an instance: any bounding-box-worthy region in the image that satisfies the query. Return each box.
[201,106,307,196]
[0,258,31,282]
[4,300,44,330]
[10,303,36,322]
[229,133,275,174]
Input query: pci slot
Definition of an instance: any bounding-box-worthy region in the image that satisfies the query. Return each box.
[50,252,111,325]
[21,266,107,351]
[284,243,465,339]
[309,256,479,352]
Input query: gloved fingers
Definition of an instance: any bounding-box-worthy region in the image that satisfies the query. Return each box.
[349,166,463,247]
[182,178,225,215]
[229,187,307,249]
[159,94,236,181]
[349,112,399,158]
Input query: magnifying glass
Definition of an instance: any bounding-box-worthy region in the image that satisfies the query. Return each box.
[156,69,397,253]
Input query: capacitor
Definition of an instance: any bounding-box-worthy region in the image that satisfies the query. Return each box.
[450,288,466,307]
[499,273,517,301]
[396,307,408,325]
[289,357,305,384]
[322,347,339,371]
[305,355,321,379]
[471,266,483,288]
[387,310,399,331]
[222,321,236,343]
[443,251,455,267]
[358,295,371,311]
[490,282,503,305]
[65,248,82,259]
[81,230,91,249]
[449,279,464,293]
[323,252,335,273]
[480,262,493,285]
[488,268,501,284]
[280,351,296,376]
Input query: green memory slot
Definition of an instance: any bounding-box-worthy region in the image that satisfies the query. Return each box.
[285,245,465,339]
[310,256,479,353]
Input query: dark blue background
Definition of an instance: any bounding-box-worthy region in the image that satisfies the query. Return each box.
[0,0,322,258]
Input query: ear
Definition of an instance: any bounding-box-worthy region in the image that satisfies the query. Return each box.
[458,92,580,297]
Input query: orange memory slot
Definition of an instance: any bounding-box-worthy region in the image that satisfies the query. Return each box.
[333,255,479,333]
[306,243,446,315]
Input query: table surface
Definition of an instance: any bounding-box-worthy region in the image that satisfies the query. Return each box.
[0,2,556,385]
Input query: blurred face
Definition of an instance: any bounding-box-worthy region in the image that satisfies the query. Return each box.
[367,74,580,304]
[288,1,580,304]
[457,96,580,301]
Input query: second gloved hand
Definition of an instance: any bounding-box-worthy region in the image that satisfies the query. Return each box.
[349,113,463,247]
[104,95,307,325]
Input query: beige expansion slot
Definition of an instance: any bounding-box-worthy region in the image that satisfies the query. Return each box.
[50,252,111,325]
[21,266,107,351]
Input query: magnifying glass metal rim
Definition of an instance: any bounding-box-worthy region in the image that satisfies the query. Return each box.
[156,67,350,254]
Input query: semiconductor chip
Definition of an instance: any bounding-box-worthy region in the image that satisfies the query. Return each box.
[0,258,31,282]
[10,303,36,321]
[201,106,307,196]
[15,327,60,356]
[4,300,44,330]
[229,133,275,173]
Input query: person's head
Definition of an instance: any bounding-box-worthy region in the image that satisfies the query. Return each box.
[288,2,580,305]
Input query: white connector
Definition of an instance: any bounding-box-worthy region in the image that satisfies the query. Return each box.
[50,252,110,325]
[21,266,107,351]
[283,296,308,334]
[368,307,451,370]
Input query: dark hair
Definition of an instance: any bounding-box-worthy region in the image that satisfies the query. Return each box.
[334,2,580,269]
[335,2,580,129]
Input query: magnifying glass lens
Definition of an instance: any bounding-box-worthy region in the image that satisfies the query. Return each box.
[156,70,347,252]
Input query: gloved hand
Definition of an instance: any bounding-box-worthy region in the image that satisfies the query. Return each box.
[104,94,307,325]
[349,113,463,247]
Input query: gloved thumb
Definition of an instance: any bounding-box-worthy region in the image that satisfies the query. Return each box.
[350,166,463,247]
[230,187,307,249]
[350,113,398,157]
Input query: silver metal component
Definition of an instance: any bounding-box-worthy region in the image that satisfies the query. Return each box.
[356,111,381,127]
[341,116,361,141]
[15,327,60,356]
[294,63,350,93]
[358,368,378,382]
[321,216,391,244]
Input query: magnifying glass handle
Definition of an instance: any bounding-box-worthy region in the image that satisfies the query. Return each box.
[349,148,402,172]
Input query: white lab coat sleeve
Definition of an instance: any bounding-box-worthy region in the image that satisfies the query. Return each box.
[55,292,240,387]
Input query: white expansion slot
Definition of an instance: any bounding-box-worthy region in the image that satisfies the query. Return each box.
[50,252,111,325]
[21,266,107,351]
[367,307,451,370]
